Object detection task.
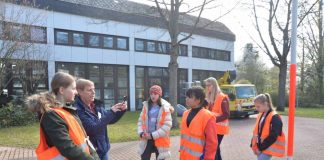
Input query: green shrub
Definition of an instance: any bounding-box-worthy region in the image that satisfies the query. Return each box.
[0,102,37,128]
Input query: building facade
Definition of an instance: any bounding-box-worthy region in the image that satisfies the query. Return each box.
[1,0,235,111]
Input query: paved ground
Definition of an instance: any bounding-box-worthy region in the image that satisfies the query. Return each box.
[1,115,324,160]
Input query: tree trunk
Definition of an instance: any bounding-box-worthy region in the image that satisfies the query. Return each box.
[300,38,305,94]
[169,40,179,128]
[318,70,324,104]
[277,63,288,111]
[318,0,324,104]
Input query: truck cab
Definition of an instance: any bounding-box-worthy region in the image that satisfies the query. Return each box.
[221,84,258,117]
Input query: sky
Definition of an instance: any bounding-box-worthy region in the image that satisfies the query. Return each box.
[129,0,275,67]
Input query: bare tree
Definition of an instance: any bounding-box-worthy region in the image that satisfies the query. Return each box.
[299,0,324,104]
[251,0,319,110]
[151,0,237,128]
[87,0,237,127]
[0,1,49,98]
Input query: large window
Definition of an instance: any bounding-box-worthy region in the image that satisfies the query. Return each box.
[56,62,129,109]
[7,61,48,98]
[135,38,188,56]
[72,32,85,46]
[30,26,47,43]
[116,37,127,50]
[103,36,114,48]
[55,30,69,44]
[192,69,224,85]
[135,66,188,110]
[147,41,156,52]
[135,39,145,51]
[88,34,100,47]
[192,46,231,61]
[0,21,47,43]
[54,29,129,50]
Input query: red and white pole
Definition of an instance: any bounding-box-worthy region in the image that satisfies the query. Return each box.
[288,0,298,159]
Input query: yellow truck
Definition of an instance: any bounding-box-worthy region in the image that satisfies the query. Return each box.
[218,71,258,118]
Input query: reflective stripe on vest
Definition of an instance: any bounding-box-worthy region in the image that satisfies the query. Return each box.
[36,108,90,160]
[141,106,148,131]
[181,134,205,146]
[211,93,230,135]
[180,109,214,160]
[251,112,286,157]
[180,145,203,158]
[217,121,229,127]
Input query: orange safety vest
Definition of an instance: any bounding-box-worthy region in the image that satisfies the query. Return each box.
[36,108,90,160]
[211,92,230,135]
[180,108,215,160]
[251,111,286,157]
[141,106,171,149]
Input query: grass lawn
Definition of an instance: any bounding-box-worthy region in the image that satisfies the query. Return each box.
[1,107,323,148]
[0,111,181,148]
[277,107,324,119]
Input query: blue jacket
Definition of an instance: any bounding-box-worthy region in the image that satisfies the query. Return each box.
[75,96,125,158]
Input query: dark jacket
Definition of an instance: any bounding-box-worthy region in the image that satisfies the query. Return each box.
[40,104,99,160]
[250,111,283,151]
[74,96,125,158]
[257,112,283,151]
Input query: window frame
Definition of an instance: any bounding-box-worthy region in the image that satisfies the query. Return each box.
[54,28,129,51]
[0,21,47,44]
[88,33,101,48]
[72,31,86,47]
[54,29,70,45]
[192,46,231,61]
[134,38,188,56]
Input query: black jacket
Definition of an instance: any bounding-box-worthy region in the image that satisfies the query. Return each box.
[256,111,283,151]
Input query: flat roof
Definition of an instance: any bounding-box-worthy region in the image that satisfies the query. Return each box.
[30,0,236,41]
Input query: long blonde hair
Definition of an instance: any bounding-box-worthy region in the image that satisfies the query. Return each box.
[204,77,222,104]
[25,92,61,115]
[254,93,276,112]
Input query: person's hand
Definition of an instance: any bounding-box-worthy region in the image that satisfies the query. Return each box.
[119,101,128,111]
[253,149,258,155]
[111,104,121,113]
[255,149,261,155]
[142,132,152,140]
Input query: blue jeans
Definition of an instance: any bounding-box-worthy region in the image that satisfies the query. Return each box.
[100,152,109,160]
[257,153,272,160]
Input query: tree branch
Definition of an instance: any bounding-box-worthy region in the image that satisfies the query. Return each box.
[177,0,207,44]
[154,0,170,31]
[297,0,320,27]
[252,0,280,66]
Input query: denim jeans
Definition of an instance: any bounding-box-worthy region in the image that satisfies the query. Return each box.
[100,152,109,160]
[257,153,272,160]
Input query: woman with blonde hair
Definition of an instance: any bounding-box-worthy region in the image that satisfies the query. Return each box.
[26,72,99,160]
[251,93,285,160]
[204,77,230,160]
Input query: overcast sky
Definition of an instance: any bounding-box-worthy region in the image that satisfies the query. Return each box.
[129,0,275,67]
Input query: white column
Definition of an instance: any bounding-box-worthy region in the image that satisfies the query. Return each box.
[188,39,193,83]
[129,65,136,111]
[47,60,55,90]
[188,68,193,83]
